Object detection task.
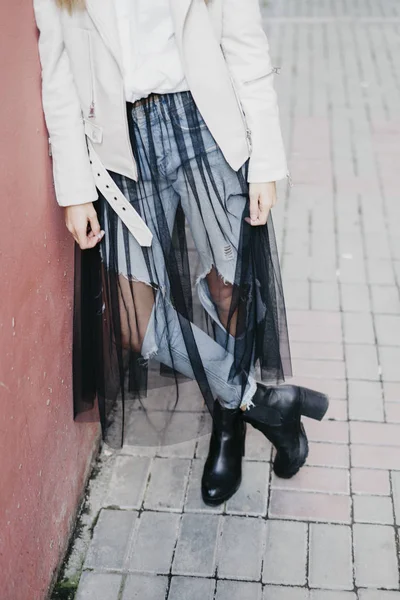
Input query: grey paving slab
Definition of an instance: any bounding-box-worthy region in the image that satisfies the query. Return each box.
[84,509,137,570]
[75,572,122,600]
[104,456,151,509]
[172,513,220,576]
[127,511,180,574]
[358,592,400,600]
[392,471,400,525]
[353,495,394,525]
[263,520,307,586]
[168,576,214,600]
[353,524,399,588]
[121,574,168,600]
[143,457,191,511]
[263,587,309,600]
[216,515,264,581]
[309,524,353,590]
[225,461,270,516]
[215,580,262,600]
[310,593,357,600]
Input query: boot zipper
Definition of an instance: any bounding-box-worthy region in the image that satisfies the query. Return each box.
[86,31,96,119]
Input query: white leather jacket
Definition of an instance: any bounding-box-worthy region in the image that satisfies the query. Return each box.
[33,0,289,212]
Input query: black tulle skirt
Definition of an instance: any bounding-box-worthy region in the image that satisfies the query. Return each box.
[73,91,291,449]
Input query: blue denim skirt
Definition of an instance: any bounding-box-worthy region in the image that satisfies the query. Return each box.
[73,91,291,448]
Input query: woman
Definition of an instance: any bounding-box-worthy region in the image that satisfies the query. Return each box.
[33,0,328,506]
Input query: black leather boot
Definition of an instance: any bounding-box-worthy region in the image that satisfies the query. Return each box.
[201,401,246,506]
[242,384,329,479]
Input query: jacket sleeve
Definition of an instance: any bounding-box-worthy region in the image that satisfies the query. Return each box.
[220,0,289,183]
[33,0,98,207]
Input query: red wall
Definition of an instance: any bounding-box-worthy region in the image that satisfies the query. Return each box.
[0,2,100,599]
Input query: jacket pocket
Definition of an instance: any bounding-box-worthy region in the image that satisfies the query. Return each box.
[242,66,281,86]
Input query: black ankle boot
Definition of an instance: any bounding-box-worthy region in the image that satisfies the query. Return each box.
[241,384,329,479]
[201,401,246,506]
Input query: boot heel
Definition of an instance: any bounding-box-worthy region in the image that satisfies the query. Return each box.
[300,388,329,421]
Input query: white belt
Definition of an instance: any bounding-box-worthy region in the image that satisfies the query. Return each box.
[86,136,153,248]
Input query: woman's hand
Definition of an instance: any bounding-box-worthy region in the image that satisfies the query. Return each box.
[64,202,105,250]
[245,182,277,226]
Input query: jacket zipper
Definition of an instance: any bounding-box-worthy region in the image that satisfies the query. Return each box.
[86,31,96,119]
[220,45,252,155]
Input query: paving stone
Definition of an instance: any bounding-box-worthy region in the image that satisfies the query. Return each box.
[156,438,197,459]
[384,383,400,402]
[84,509,137,570]
[144,458,191,511]
[293,359,346,381]
[358,591,400,600]
[104,456,151,509]
[348,381,384,421]
[285,280,310,310]
[350,422,400,446]
[371,286,400,315]
[168,576,214,600]
[341,283,371,312]
[353,524,399,588]
[263,587,309,600]
[269,490,351,524]
[263,520,307,585]
[121,574,168,600]
[385,403,400,423]
[172,513,220,576]
[376,315,400,346]
[307,442,350,468]
[353,495,393,524]
[243,426,273,461]
[127,511,180,574]
[271,466,349,495]
[310,593,357,600]
[343,312,375,344]
[326,400,348,421]
[75,572,122,600]
[290,342,344,361]
[351,468,390,495]
[303,419,349,443]
[311,282,340,311]
[216,515,264,580]
[225,461,269,516]
[309,524,353,590]
[367,260,396,285]
[184,459,222,513]
[351,445,400,470]
[287,311,343,343]
[345,345,380,380]
[390,471,400,525]
[380,346,400,382]
[215,580,262,600]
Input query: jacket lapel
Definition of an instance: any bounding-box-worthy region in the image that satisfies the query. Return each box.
[85,0,124,73]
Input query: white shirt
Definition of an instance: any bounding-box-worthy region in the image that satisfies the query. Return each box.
[115,0,190,103]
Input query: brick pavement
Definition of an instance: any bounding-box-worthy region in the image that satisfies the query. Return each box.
[64,0,400,598]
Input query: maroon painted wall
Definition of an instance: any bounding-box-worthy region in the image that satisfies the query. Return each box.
[0,2,100,599]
